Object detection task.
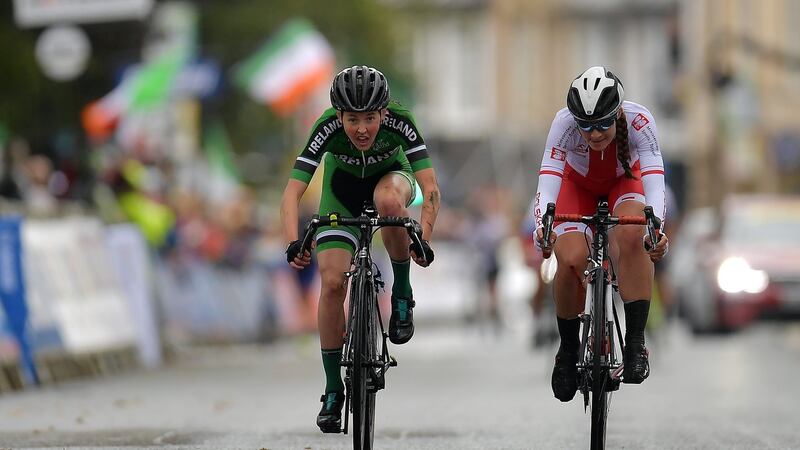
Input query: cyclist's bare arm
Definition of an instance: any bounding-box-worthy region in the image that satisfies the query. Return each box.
[415,168,440,240]
[412,167,439,267]
[281,178,312,269]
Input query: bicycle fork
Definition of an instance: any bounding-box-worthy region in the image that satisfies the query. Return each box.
[579,265,623,411]
[367,265,397,394]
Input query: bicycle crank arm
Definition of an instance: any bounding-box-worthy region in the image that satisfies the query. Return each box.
[578,362,617,370]
[343,394,350,434]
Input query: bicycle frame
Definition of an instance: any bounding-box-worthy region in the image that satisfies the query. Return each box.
[298,203,425,450]
[542,200,660,450]
[341,207,393,444]
[578,205,622,404]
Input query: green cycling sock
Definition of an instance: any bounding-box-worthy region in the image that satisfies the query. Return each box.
[391,258,413,299]
[321,348,344,394]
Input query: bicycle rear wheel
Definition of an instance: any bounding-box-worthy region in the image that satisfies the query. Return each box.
[590,272,610,450]
[349,270,377,450]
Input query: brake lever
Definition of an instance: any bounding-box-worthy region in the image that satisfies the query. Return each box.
[541,203,556,251]
[405,219,427,264]
[643,206,661,252]
[299,215,320,255]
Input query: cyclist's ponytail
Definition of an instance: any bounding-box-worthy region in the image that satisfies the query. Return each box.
[615,113,635,179]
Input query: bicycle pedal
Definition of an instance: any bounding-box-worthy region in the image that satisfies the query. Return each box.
[389,356,397,367]
[367,371,385,393]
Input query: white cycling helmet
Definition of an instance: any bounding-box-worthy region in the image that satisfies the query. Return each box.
[566,66,625,123]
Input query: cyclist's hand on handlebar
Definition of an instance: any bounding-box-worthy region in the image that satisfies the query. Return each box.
[410,239,434,267]
[285,239,313,269]
[535,227,557,259]
[644,232,669,263]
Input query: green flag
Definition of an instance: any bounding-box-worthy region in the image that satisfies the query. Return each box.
[130,51,186,111]
[203,122,239,182]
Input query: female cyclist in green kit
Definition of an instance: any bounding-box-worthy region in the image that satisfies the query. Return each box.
[281,66,440,433]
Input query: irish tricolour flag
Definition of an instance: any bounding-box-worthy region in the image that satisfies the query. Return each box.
[234,18,334,116]
[82,50,186,140]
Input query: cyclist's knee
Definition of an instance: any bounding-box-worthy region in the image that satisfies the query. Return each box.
[319,271,347,302]
[554,244,587,272]
[616,225,645,256]
[374,188,405,216]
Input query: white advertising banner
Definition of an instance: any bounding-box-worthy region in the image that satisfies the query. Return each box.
[22,218,137,353]
[106,224,161,368]
[14,0,154,28]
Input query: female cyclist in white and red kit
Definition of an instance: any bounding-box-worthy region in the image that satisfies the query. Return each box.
[532,66,669,402]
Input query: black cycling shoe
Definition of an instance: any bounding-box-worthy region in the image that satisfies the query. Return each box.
[551,350,579,402]
[388,296,415,345]
[316,392,345,433]
[622,343,650,384]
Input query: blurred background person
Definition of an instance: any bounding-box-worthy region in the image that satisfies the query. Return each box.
[291,201,321,334]
[466,184,512,334]
[0,137,26,200]
[521,207,558,350]
[23,154,58,217]
[649,181,682,338]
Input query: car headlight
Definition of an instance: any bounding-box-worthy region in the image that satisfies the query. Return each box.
[716,257,769,294]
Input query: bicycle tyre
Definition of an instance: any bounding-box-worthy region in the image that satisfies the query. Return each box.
[362,270,378,449]
[590,271,609,450]
[350,270,376,450]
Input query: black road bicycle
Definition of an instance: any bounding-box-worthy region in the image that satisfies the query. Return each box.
[299,203,426,450]
[542,200,660,450]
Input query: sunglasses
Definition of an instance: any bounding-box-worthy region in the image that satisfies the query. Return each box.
[575,116,616,132]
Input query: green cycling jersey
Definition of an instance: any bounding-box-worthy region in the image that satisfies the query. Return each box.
[290,100,432,183]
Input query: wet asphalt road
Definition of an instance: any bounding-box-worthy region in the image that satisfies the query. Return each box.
[0,320,799,449]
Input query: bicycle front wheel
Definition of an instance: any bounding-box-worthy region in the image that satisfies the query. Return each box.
[590,272,610,450]
[349,270,377,450]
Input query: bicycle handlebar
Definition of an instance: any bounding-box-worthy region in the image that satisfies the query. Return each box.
[541,202,662,252]
[552,213,647,225]
[298,212,427,263]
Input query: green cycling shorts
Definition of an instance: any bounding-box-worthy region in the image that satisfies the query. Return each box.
[316,157,416,254]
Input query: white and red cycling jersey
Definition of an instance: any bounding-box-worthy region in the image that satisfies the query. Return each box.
[533,101,666,235]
